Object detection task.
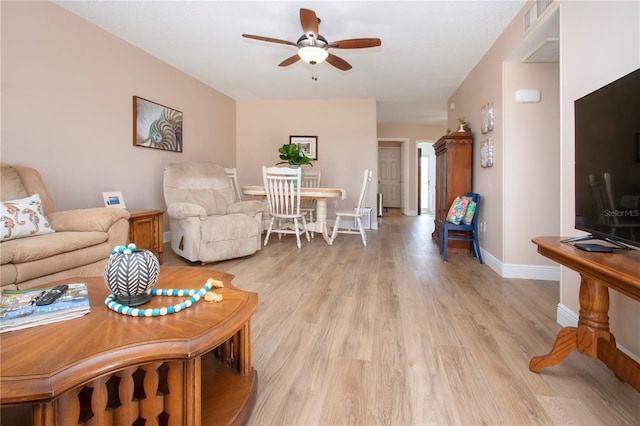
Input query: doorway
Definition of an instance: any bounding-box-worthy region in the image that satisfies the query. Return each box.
[417,142,435,214]
[378,146,402,209]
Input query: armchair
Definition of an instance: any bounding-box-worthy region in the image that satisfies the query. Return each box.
[163,163,264,264]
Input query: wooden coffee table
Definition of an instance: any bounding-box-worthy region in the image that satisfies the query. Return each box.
[0,267,258,425]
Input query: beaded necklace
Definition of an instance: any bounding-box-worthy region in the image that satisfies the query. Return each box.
[105,280,212,317]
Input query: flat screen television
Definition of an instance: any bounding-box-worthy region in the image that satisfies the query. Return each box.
[572,67,640,249]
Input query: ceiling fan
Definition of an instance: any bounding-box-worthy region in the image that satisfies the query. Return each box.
[242,8,381,72]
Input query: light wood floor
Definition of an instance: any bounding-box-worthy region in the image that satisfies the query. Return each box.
[163,209,639,425]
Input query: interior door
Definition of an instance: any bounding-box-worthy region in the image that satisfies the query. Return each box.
[378,147,402,208]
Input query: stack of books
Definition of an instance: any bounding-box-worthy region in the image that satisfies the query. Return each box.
[0,283,91,333]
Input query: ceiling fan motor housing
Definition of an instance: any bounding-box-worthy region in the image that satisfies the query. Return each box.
[297,34,328,49]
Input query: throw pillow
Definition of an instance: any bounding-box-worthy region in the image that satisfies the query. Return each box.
[463,199,477,225]
[1,194,55,241]
[446,196,469,224]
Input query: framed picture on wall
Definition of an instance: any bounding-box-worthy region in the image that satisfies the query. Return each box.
[481,138,494,168]
[133,96,183,152]
[481,102,494,134]
[102,192,126,208]
[290,135,318,160]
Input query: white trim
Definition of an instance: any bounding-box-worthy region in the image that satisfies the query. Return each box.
[556,303,577,327]
[503,263,561,280]
[481,248,561,281]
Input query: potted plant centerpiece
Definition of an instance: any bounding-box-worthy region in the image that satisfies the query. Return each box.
[276,143,314,167]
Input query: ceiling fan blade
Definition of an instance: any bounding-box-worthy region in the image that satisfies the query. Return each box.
[329,38,382,49]
[300,8,319,38]
[242,34,297,47]
[279,55,301,67]
[326,54,352,71]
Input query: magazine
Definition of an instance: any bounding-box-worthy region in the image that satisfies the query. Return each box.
[0,283,91,333]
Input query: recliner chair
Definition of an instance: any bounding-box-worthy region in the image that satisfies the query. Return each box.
[163,163,264,264]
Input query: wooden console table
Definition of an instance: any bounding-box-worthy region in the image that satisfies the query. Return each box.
[0,267,258,425]
[530,237,640,392]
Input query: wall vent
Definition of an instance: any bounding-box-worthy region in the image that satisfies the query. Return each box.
[524,0,554,31]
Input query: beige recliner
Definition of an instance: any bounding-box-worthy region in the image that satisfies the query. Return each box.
[163,163,264,264]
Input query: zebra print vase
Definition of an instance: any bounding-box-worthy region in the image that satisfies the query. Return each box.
[104,249,160,306]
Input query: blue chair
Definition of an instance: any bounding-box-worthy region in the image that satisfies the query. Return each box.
[439,192,483,264]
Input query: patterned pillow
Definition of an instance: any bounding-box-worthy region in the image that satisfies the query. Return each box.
[1,194,55,241]
[446,196,469,224]
[463,199,476,225]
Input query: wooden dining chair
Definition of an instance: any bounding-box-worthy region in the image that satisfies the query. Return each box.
[329,169,372,246]
[262,166,310,249]
[300,170,321,237]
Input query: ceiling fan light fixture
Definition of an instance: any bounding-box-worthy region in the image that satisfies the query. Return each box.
[298,46,328,64]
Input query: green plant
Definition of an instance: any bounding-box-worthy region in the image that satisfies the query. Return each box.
[457,117,466,125]
[276,143,314,166]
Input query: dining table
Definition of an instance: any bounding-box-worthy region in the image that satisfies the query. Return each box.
[241,186,346,245]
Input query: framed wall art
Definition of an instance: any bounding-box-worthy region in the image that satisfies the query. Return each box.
[102,192,126,208]
[290,135,318,160]
[481,138,494,168]
[481,102,494,134]
[133,96,183,152]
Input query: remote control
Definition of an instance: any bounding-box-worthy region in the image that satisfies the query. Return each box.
[35,285,68,306]
[574,243,614,253]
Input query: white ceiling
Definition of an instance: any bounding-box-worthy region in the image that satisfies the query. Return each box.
[54,0,527,126]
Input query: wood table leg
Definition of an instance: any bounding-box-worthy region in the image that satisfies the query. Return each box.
[530,274,612,372]
[529,326,578,372]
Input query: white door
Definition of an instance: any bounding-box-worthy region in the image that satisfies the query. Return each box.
[378,147,402,208]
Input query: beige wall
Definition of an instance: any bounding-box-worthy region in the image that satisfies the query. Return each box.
[559,1,639,357]
[377,124,446,213]
[503,62,560,265]
[236,99,378,221]
[450,0,639,357]
[448,3,561,269]
[1,1,236,230]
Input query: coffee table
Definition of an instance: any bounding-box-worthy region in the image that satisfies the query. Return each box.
[0,267,258,425]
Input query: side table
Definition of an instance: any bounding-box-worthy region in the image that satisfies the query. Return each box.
[126,209,164,264]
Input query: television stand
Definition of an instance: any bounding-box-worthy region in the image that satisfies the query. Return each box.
[560,234,630,250]
[530,237,640,392]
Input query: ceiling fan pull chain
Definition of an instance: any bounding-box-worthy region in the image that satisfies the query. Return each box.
[312,64,318,81]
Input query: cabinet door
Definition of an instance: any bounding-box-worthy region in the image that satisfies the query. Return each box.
[129,216,160,252]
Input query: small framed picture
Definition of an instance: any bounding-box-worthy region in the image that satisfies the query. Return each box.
[481,102,494,134]
[481,138,494,168]
[102,192,126,209]
[290,135,318,160]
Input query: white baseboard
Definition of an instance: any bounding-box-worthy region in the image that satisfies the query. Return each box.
[556,304,640,364]
[480,249,560,281]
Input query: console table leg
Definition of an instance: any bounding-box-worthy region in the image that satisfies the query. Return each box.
[529,326,578,372]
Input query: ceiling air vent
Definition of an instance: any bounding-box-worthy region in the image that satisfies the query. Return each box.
[524,0,555,31]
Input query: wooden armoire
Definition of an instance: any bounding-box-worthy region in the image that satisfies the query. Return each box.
[432,131,473,253]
